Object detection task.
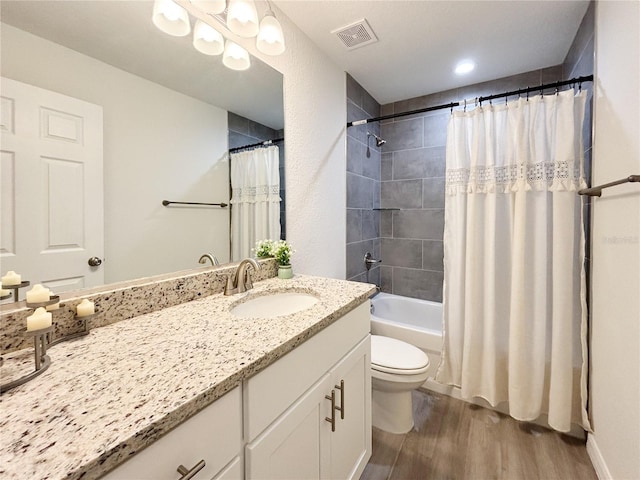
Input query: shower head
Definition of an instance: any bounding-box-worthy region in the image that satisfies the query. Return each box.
[366,132,386,156]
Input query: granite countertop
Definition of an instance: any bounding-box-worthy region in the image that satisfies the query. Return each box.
[0,275,375,480]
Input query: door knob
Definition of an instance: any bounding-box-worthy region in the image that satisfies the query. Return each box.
[88,257,102,267]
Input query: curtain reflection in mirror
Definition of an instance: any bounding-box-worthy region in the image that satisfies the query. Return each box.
[230,146,281,261]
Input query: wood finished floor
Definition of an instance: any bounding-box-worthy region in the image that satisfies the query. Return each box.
[360,390,597,480]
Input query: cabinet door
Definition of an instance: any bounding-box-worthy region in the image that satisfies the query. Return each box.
[329,337,372,480]
[246,375,332,480]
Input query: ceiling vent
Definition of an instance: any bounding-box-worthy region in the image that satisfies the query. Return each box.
[332,19,378,50]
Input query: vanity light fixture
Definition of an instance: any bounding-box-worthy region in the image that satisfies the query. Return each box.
[226,0,260,38]
[152,0,191,37]
[190,0,226,15]
[154,0,286,71]
[223,40,251,70]
[193,20,225,55]
[256,5,285,56]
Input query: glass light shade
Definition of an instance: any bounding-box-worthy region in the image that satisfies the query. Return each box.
[190,0,226,15]
[226,0,259,38]
[193,20,224,55]
[152,0,191,37]
[256,13,285,55]
[223,40,251,70]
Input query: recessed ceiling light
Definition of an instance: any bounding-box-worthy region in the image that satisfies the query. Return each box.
[455,60,475,75]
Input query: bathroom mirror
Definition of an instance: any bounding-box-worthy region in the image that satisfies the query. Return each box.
[0,0,284,295]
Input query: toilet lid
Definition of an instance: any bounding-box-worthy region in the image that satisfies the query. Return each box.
[371,335,429,374]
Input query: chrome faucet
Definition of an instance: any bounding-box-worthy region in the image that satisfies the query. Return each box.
[224,258,262,295]
[199,253,220,266]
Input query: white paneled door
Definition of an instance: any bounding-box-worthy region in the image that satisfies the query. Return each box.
[1,77,103,293]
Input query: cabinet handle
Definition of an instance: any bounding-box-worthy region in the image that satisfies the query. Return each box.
[325,390,336,432]
[177,459,206,480]
[335,380,345,420]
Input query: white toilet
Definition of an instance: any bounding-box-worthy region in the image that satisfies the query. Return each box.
[370,335,430,434]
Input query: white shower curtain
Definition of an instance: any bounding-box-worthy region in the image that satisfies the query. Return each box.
[436,90,590,432]
[230,145,281,261]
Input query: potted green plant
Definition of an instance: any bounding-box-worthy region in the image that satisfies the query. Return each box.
[254,239,295,279]
[273,240,295,279]
[253,239,275,259]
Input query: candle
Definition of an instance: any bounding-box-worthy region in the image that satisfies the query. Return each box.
[76,299,95,317]
[45,289,59,311]
[2,271,21,286]
[1,288,11,296]
[26,284,50,303]
[26,307,52,331]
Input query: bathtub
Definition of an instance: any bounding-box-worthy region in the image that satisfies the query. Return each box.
[370,292,443,383]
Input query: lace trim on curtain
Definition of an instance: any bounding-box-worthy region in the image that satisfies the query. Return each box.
[446,160,587,195]
[230,184,281,204]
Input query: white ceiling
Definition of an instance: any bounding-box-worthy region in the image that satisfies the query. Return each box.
[274,0,590,105]
[0,1,284,129]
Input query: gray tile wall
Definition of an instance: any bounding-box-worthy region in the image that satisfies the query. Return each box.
[228,112,286,240]
[346,74,382,285]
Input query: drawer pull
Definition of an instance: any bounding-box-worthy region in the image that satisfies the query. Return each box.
[177,459,206,479]
[325,390,336,432]
[335,380,345,420]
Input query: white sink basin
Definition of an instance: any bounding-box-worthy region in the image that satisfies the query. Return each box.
[230,292,319,318]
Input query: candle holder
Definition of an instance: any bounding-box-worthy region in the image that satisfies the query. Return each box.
[0,325,53,394]
[25,295,60,309]
[0,311,99,394]
[0,281,31,303]
[49,312,97,346]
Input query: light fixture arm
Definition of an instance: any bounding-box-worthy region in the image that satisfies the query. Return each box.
[263,0,275,17]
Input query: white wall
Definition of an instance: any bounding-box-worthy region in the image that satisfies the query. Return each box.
[588,2,640,479]
[1,24,230,284]
[183,2,348,279]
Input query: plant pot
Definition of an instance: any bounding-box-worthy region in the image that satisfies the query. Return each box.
[278,265,293,279]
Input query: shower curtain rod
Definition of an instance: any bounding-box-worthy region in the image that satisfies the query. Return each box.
[229,138,284,153]
[347,75,593,127]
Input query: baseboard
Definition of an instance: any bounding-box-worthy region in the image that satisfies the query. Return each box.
[587,434,612,480]
[421,378,586,439]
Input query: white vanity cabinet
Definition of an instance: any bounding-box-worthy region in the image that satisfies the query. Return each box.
[101,387,243,480]
[100,301,371,480]
[244,302,371,480]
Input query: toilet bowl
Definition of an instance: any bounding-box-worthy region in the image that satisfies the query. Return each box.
[371,335,430,434]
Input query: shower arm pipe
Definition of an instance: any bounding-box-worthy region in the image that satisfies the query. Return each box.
[346,75,593,127]
[578,175,640,197]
